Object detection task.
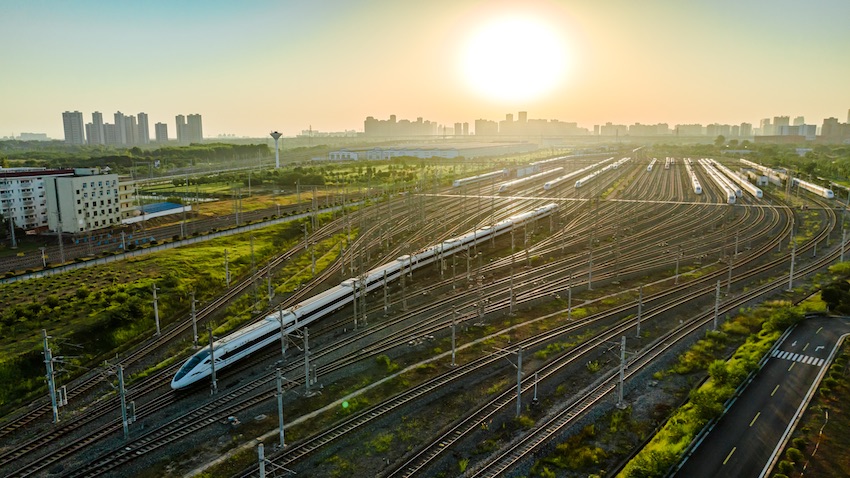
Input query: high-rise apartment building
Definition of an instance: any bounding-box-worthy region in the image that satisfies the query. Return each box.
[186,114,203,143]
[175,114,203,144]
[759,118,773,136]
[155,122,168,142]
[740,122,753,137]
[137,112,150,144]
[475,119,498,136]
[114,111,128,145]
[793,116,805,126]
[87,111,105,145]
[0,168,75,230]
[123,115,138,146]
[62,111,85,145]
[773,116,790,128]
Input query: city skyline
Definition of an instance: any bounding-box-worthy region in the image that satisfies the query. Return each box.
[2,0,849,138]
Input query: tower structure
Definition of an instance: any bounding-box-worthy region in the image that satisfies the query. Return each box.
[270,131,282,169]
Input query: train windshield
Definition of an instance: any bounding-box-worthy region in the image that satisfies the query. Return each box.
[174,350,210,381]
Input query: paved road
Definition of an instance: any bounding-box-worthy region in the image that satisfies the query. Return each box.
[675,316,850,478]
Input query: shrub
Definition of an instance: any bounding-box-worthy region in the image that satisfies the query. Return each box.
[786,447,803,463]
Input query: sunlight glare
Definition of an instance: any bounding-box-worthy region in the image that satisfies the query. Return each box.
[461,15,569,103]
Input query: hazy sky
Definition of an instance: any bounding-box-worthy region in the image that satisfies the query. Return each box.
[2,0,850,138]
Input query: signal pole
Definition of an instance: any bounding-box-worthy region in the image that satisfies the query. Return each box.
[118,364,129,439]
[191,291,199,347]
[276,368,285,448]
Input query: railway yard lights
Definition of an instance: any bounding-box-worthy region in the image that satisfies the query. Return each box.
[208,323,217,395]
[152,283,161,336]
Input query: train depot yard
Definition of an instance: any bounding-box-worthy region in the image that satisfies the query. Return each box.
[1,147,848,478]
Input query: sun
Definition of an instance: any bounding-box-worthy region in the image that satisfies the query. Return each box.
[461,15,569,103]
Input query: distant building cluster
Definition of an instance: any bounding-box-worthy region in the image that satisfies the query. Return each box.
[1,166,136,234]
[364,115,441,137]
[325,142,537,161]
[62,111,203,146]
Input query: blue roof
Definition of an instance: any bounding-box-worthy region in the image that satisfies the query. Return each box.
[140,202,184,214]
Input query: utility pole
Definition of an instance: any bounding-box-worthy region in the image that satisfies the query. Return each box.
[841,229,846,262]
[191,291,198,347]
[383,270,388,313]
[7,216,16,249]
[278,304,287,362]
[57,221,65,264]
[617,336,627,409]
[303,327,312,395]
[118,364,129,439]
[152,283,161,336]
[714,280,720,330]
[208,323,217,395]
[675,246,681,285]
[276,368,285,448]
[516,347,523,417]
[636,286,643,338]
[787,236,796,292]
[451,307,457,367]
[224,249,231,288]
[267,267,274,301]
[567,273,572,321]
[42,330,59,423]
[258,443,266,478]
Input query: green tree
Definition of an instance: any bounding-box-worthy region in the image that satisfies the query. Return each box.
[714,135,726,147]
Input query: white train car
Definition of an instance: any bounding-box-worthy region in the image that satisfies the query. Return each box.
[498,167,564,193]
[698,159,736,204]
[171,203,558,389]
[453,169,508,188]
[709,159,763,199]
[792,178,835,199]
[647,158,657,172]
[543,156,615,190]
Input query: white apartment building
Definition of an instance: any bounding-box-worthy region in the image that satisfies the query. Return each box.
[0,168,75,231]
[45,169,124,234]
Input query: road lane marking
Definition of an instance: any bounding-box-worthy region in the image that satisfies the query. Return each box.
[723,447,737,465]
[788,362,795,371]
[750,412,761,427]
[816,326,823,334]
[771,384,780,396]
[803,342,810,351]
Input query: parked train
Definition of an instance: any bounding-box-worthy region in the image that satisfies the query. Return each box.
[792,178,835,199]
[171,203,558,389]
[452,169,508,188]
[498,167,563,193]
[647,158,657,172]
[543,157,614,190]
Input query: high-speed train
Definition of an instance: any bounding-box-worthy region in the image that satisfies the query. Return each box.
[171,203,558,389]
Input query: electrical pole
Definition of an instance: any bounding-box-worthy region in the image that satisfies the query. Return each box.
[224,249,231,288]
[152,283,161,335]
[451,307,457,367]
[42,330,59,423]
[617,336,626,409]
[636,286,642,338]
[675,246,681,285]
[258,443,266,478]
[191,291,198,347]
[788,236,796,292]
[516,347,523,417]
[714,280,720,331]
[276,368,285,448]
[841,229,847,262]
[383,270,388,313]
[303,327,312,395]
[208,323,217,395]
[567,273,573,321]
[278,304,287,362]
[118,364,129,439]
